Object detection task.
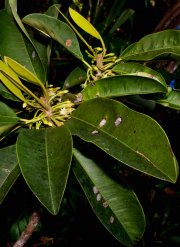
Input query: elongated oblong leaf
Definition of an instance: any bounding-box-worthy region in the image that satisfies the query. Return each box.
[69,7,102,40]
[66,98,178,182]
[112,62,167,86]
[73,148,145,247]
[156,89,180,110]
[0,101,19,136]
[120,30,180,61]
[22,14,83,60]
[16,127,73,215]
[0,61,25,101]
[0,83,20,101]
[82,75,167,101]
[0,145,20,204]
[4,56,44,87]
[63,66,87,89]
[0,7,46,82]
[109,9,135,35]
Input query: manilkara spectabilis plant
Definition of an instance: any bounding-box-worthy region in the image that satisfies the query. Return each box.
[0,1,179,246]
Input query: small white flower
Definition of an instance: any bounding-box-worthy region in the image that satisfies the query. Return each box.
[59,108,68,116]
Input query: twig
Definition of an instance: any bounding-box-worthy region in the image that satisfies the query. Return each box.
[154,0,180,32]
[12,211,41,247]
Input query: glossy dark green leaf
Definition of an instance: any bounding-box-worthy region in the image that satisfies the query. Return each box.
[63,67,87,89]
[16,127,73,215]
[66,98,178,182]
[22,14,83,60]
[0,101,19,136]
[45,4,60,18]
[112,62,167,86]
[0,145,20,204]
[73,148,145,247]
[82,75,167,101]
[120,30,180,61]
[0,83,20,101]
[156,89,180,110]
[0,3,46,82]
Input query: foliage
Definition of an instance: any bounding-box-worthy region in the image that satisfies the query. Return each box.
[0,0,180,246]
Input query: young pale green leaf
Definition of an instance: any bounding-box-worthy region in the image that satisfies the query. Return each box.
[82,75,167,101]
[73,148,145,247]
[4,56,44,87]
[63,67,87,89]
[66,98,178,183]
[156,89,180,110]
[69,7,102,40]
[0,61,26,101]
[16,127,73,215]
[0,145,20,204]
[112,62,167,86]
[22,14,83,60]
[120,30,180,61]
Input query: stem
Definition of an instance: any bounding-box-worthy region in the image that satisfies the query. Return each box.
[99,36,106,57]
[12,211,41,247]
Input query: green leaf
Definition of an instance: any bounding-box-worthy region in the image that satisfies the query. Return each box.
[73,148,145,247]
[63,66,87,89]
[45,4,61,18]
[0,6,46,82]
[66,98,178,183]
[82,75,167,101]
[22,13,83,60]
[102,0,127,32]
[109,9,135,35]
[0,145,21,204]
[16,127,73,215]
[156,89,180,110]
[0,61,26,101]
[8,0,48,81]
[120,30,180,61]
[8,0,35,44]
[69,7,102,40]
[4,56,44,87]
[112,62,167,86]
[0,101,19,136]
[0,83,20,101]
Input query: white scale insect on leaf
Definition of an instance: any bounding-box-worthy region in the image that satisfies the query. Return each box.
[114,117,122,126]
[32,51,36,59]
[96,193,102,201]
[91,130,99,135]
[109,216,114,224]
[93,186,99,194]
[99,118,107,127]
